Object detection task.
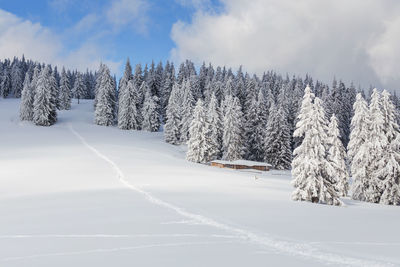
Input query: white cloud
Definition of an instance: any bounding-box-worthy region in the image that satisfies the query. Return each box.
[175,0,212,10]
[0,9,62,64]
[0,9,120,73]
[367,15,400,90]
[106,0,150,34]
[171,0,400,90]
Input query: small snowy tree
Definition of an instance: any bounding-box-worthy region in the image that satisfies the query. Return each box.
[291,86,341,205]
[222,96,244,161]
[19,73,34,121]
[33,66,57,126]
[327,114,349,197]
[118,59,134,129]
[179,79,195,143]
[244,93,261,160]
[11,63,23,98]
[118,79,140,130]
[59,68,71,110]
[348,93,370,201]
[94,64,117,126]
[164,82,183,144]
[264,102,292,170]
[186,99,209,163]
[73,73,86,104]
[377,90,400,205]
[142,85,160,132]
[364,89,387,203]
[205,92,222,160]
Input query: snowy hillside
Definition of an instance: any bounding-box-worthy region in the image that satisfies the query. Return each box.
[1,99,399,267]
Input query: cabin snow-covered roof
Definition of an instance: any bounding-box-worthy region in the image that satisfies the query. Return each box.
[211,160,272,167]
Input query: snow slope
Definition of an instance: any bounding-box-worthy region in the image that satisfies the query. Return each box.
[0,99,399,267]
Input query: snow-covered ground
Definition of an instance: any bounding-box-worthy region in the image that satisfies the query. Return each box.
[0,99,399,267]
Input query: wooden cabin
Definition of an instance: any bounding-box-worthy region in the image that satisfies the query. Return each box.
[210,160,271,171]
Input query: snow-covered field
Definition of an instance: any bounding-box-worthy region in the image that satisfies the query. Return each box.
[1,99,399,267]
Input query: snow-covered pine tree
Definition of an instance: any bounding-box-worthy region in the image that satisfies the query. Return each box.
[160,62,175,121]
[377,90,400,205]
[222,96,244,161]
[19,73,34,121]
[179,79,195,143]
[119,59,133,93]
[264,101,292,170]
[255,89,269,160]
[327,114,349,197]
[142,83,160,132]
[30,66,40,90]
[118,79,140,130]
[117,59,136,130]
[291,86,341,205]
[59,67,71,110]
[186,99,209,163]
[49,67,58,123]
[93,64,104,109]
[205,92,222,161]
[364,89,387,203]
[33,66,57,126]
[135,79,146,120]
[73,72,86,104]
[164,82,183,144]
[94,64,117,126]
[11,62,23,98]
[348,93,370,201]
[1,66,12,98]
[244,93,260,160]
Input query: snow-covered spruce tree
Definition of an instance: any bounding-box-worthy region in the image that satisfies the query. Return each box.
[222,96,244,161]
[179,79,195,143]
[11,62,23,98]
[142,84,160,132]
[136,79,148,112]
[73,72,86,104]
[160,62,175,122]
[205,92,223,160]
[327,114,349,197]
[244,93,260,160]
[93,65,103,109]
[94,64,117,126]
[186,99,209,163]
[118,79,140,130]
[119,59,133,92]
[19,73,34,121]
[133,63,143,90]
[348,93,370,201]
[164,82,183,144]
[377,90,400,205]
[1,66,12,98]
[118,59,135,130]
[291,86,341,205]
[59,67,71,110]
[364,89,387,203]
[32,66,57,126]
[264,101,292,170]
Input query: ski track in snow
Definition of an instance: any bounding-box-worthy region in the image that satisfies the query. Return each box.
[0,234,225,239]
[1,241,235,262]
[68,124,394,267]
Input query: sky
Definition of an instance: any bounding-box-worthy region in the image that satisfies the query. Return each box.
[1,0,400,91]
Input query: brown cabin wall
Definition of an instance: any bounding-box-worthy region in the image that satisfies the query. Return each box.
[233,165,249,170]
[211,162,224,168]
[210,162,270,171]
[252,166,268,171]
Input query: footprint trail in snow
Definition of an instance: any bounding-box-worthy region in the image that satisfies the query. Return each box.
[68,124,394,267]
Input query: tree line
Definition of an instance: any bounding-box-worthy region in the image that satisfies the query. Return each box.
[291,86,400,206]
[4,56,400,206]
